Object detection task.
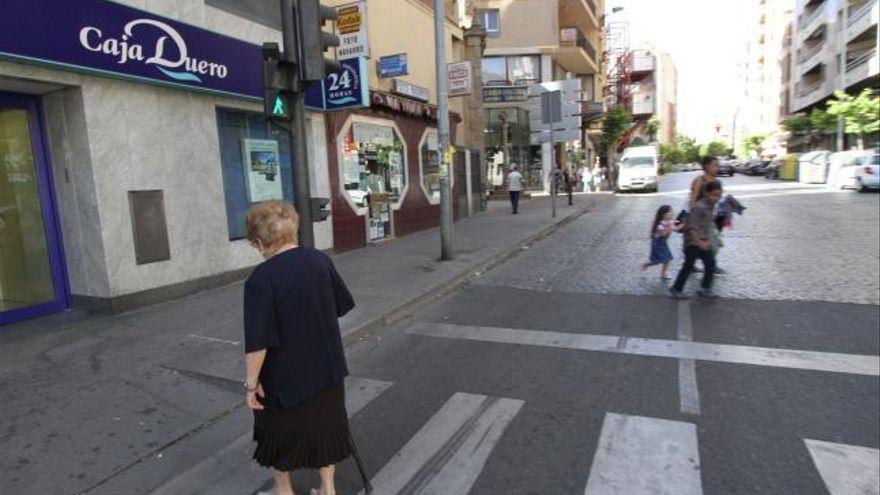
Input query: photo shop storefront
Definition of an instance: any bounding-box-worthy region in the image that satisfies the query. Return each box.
[0,0,333,324]
[326,90,464,251]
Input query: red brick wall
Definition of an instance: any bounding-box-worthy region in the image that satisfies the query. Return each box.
[325,106,459,252]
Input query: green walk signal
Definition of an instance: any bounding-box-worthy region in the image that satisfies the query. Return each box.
[272,94,286,116]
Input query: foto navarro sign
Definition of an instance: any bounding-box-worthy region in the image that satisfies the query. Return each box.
[0,0,263,100]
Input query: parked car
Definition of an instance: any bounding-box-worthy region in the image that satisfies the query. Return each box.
[717,159,736,176]
[764,160,783,180]
[734,160,755,174]
[833,150,878,190]
[617,145,660,193]
[854,154,880,191]
[741,159,771,175]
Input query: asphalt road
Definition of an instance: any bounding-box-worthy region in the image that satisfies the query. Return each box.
[328,172,880,495]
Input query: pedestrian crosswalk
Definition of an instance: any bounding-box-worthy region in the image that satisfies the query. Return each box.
[805,439,880,495]
[359,393,523,495]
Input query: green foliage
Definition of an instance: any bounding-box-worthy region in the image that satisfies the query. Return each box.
[782,114,811,134]
[701,141,730,158]
[600,106,633,153]
[809,108,837,133]
[645,116,661,141]
[826,89,880,148]
[742,133,768,156]
[659,142,685,164]
[675,134,700,163]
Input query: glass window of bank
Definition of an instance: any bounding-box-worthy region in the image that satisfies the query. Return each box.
[339,121,406,242]
[216,108,293,240]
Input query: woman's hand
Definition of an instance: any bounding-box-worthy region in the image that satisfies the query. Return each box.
[245,383,266,410]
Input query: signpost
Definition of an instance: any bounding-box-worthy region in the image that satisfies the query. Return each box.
[529,79,583,218]
[304,57,370,111]
[447,61,472,97]
[335,1,369,60]
[392,79,430,102]
[377,53,408,78]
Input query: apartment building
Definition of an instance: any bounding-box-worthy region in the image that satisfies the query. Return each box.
[629,48,677,145]
[789,0,879,117]
[474,0,605,190]
[740,0,796,156]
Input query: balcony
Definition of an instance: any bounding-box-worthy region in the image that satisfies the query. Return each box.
[798,43,824,75]
[798,3,826,42]
[795,78,823,97]
[559,0,600,30]
[557,26,599,74]
[630,50,655,82]
[632,94,655,116]
[847,0,879,42]
[845,48,880,87]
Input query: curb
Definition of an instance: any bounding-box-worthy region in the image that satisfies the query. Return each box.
[341,203,592,347]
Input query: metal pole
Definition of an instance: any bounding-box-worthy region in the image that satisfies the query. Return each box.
[836,0,848,151]
[550,131,556,218]
[281,0,314,247]
[434,0,453,260]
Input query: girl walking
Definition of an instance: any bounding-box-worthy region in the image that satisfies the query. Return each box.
[641,205,678,281]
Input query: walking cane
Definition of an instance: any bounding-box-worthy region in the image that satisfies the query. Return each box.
[349,431,372,493]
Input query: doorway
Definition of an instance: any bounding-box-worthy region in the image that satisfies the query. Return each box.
[0,91,68,324]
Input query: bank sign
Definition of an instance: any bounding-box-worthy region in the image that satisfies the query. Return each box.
[0,0,263,100]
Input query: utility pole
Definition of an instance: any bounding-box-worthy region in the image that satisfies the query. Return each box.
[434,0,454,260]
[836,0,849,151]
[280,0,314,247]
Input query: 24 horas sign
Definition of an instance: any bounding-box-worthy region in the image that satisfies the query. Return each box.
[0,0,262,99]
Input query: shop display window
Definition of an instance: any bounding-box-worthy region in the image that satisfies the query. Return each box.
[419,129,440,203]
[339,120,406,241]
[216,108,293,240]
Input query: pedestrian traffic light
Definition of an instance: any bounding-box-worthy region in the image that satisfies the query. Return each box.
[310,197,331,222]
[297,0,340,81]
[262,42,291,121]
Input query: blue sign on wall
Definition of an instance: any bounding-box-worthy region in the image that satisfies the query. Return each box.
[377,53,408,78]
[0,0,263,100]
[305,57,370,112]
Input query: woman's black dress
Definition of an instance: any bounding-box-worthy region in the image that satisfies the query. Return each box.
[243,246,355,471]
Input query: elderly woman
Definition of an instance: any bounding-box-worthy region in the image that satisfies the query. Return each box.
[243,201,355,495]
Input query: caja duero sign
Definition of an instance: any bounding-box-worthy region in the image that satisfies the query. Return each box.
[0,0,263,100]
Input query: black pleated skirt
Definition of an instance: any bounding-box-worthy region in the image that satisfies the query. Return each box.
[252,381,353,471]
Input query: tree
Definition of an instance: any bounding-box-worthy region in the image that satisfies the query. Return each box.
[659,142,685,165]
[701,141,730,158]
[600,106,633,154]
[675,134,700,163]
[645,116,661,142]
[782,114,811,134]
[809,108,836,134]
[742,133,768,157]
[826,89,880,149]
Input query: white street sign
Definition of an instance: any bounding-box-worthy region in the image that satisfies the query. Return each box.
[530,128,581,145]
[336,2,369,60]
[448,61,472,97]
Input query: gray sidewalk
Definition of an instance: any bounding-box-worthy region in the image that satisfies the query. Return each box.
[0,193,598,495]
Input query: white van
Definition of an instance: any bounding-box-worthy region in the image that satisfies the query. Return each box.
[617,145,659,192]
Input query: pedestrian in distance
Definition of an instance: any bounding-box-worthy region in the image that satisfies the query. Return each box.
[580,164,591,193]
[563,166,575,206]
[641,205,681,282]
[507,165,524,214]
[243,201,358,495]
[670,180,724,299]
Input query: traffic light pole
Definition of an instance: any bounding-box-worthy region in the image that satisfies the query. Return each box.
[281,0,315,247]
[433,0,454,261]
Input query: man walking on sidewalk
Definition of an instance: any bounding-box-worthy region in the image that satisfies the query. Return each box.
[508,165,524,214]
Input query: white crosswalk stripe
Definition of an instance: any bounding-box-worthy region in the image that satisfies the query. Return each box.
[584,413,703,495]
[805,439,880,495]
[148,376,392,495]
[406,321,880,376]
[360,392,524,495]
